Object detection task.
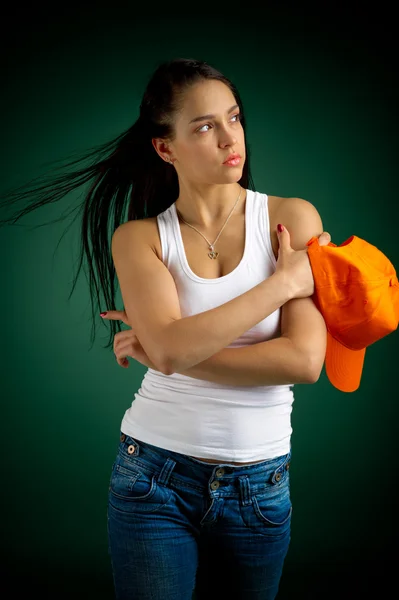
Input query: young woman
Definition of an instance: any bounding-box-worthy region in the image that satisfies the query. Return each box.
[1,58,330,599]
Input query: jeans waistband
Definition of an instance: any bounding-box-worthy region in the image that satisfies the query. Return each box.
[116,431,292,493]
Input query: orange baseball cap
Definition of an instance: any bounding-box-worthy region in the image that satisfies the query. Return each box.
[306,234,399,392]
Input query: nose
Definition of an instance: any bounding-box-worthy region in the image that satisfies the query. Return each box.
[217,120,238,147]
[220,132,238,148]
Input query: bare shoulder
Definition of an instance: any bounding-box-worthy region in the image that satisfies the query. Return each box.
[113,217,160,257]
[275,196,320,220]
[268,196,323,258]
[275,196,323,249]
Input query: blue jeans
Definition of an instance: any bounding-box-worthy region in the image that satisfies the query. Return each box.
[107,431,292,600]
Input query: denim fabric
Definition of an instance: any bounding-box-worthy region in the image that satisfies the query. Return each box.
[107,431,292,599]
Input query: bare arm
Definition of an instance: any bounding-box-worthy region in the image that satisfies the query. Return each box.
[111,219,294,375]
[169,197,328,384]
[172,293,327,386]
[111,202,319,377]
[172,336,313,385]
[165,272,294,374]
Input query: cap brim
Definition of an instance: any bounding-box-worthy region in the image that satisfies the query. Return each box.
[325,331,366,393]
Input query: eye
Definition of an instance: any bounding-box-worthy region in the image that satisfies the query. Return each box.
[197,113,241,133]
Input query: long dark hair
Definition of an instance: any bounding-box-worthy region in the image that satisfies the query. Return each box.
[0,57,255,351]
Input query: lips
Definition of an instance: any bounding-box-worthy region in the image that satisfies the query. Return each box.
[223,153,241,164]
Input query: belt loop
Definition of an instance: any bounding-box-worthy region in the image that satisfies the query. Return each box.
[238,475,252,506]
[157,457,176,486]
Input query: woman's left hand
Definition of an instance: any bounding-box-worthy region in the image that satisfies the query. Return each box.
[100,310,159,370]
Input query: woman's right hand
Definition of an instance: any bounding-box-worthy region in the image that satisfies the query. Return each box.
[275,225,331,299]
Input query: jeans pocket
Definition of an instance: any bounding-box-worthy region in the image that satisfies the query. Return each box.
[108,456,172,514]
[240,473,292,537]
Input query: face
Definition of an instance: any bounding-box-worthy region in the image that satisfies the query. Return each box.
[153,79,246,184]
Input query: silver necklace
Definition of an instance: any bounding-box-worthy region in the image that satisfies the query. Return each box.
[174,184,242,260]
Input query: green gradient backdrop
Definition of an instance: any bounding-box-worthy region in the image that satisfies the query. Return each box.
[1,8,398,600]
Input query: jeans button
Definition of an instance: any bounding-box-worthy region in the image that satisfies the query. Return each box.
[127,444,135,454]
[275,472,282,482]
[120,433,126,442]
[286,461,290,470]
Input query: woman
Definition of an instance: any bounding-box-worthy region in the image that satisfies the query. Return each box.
[1,58,330,599]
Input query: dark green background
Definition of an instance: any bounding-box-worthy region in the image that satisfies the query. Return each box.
[1,5,397,599]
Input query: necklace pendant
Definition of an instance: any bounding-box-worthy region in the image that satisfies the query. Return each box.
[208,250,219,259]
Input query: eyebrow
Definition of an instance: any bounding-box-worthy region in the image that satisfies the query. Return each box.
[188,104,239,124]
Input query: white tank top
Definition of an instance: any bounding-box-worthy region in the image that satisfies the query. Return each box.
[120,189,295,461]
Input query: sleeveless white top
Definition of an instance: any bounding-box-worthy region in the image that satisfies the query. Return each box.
[120,189,295,461]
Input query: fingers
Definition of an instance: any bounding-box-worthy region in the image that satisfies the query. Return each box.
[277,223,289,248]
[115,341,131,367]
[114,331,133,356]
[104,312,133,367]
[101,311,121,319]
[116,357,129,368]
[318,231,331,246]
[100,310,130,326]
[114,334,137,368]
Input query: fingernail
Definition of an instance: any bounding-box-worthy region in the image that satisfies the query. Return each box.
[277,224,284,233]
[100,312,107,317]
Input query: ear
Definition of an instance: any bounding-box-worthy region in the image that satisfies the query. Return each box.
[152,138,173,163]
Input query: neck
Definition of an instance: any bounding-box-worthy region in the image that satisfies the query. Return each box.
[174,184,245,229]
